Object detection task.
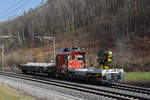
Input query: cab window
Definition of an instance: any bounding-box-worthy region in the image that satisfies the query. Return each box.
[72,55,75,60]
[77,55,83,61]
[56,55,60,63]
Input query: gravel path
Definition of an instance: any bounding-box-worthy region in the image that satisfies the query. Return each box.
[0,75,114,100]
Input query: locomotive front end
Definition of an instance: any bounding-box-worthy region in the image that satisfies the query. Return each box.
[97,50,125,83]
[101,69,124,83]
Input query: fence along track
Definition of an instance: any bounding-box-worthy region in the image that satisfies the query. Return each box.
[0,71,150,100]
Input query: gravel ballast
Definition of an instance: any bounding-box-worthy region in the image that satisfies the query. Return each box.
[0,77,82,100]
[0,75,113,100]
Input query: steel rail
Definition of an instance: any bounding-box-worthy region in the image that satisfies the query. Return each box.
[110,83,150,95]
[112,83,150,91]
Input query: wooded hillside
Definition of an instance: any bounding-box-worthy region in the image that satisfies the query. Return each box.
[0,0,150,71]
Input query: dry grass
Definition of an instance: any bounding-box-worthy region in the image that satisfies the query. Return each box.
[0,46,52,69]
[0,84,36,100]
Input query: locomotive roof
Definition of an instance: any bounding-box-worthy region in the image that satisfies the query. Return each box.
[57,47,87,55]
[57,51,87,55]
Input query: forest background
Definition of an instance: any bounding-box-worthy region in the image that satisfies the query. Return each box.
[0,0,150,72]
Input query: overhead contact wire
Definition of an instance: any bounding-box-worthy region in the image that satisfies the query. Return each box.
[0,0,23,17]
[0,0,31,19]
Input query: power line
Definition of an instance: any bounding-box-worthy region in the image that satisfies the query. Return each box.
[0,0,31,18]
[0,0,23,17]
[0,0,31,20]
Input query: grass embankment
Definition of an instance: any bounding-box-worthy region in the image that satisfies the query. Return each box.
[0,84,36,100]
[124,72,150,82]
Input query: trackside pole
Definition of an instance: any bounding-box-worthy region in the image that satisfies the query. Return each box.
[54,37,55,62]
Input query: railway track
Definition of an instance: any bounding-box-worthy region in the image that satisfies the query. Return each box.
[0,70,150,100]
[110,83,150,95]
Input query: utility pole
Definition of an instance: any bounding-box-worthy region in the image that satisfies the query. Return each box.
[0,45,4,68]
[35,36,56,62]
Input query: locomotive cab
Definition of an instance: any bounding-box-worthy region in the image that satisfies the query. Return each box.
[55,47,88,78]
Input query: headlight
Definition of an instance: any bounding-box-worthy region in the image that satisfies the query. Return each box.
[102,72,105,77]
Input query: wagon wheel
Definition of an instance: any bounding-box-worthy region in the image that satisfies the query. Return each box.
[39,68,43,73]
